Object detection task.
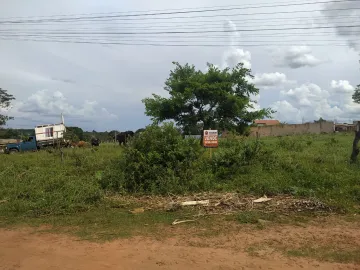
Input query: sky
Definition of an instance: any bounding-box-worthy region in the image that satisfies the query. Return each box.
[0,0,359,131]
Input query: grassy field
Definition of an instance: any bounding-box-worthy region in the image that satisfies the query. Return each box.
[0,132,360,238]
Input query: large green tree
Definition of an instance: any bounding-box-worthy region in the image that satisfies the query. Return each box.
[350,85,360,162]
[142,62,273,136]
[352,85,360,104]
[0,88,15,127]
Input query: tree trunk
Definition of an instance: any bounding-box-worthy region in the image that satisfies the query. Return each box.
[350,130,360,163]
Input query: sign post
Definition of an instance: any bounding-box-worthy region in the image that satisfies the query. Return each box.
[203,130,219,159]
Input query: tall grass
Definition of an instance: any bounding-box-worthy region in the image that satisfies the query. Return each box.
[0,144,120,217]
[0,128,359,219]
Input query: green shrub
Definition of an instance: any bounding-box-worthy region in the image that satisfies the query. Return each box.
[102,123,207,194]
[212,138,264,179]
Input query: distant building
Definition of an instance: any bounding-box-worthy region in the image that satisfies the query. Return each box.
[353,121,360,130]
[335,123,356,132]
[254,119,280,127]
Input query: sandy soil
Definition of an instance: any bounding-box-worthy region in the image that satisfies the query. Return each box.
[1,219,359,270]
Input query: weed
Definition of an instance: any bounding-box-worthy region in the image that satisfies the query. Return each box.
[325,137,340,146]
[277,136,306,152]
[287,246,360,264]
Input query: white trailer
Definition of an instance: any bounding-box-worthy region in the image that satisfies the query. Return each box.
[35,123,66,144]
[34,115,68,148]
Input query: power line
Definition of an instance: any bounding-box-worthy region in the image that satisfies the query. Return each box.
[0,35,354,43]
[1,4,359,24]
[1,17,359,32]
[1,24,358,35]
[2,31,359,41]
[0,24,354,36]
[0,37,353,47]
[0,0,356,23]
[1,13,357,27]
[0,0,334,20]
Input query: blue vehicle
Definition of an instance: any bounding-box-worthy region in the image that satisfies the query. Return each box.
[5,116,69,154]
[5,136,38,154]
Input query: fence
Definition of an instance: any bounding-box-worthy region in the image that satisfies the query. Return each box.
[249,121,334,137]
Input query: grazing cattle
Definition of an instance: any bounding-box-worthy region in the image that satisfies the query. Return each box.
[71,141,89,148]
[77,141,88,148]
[91,137,100,147]
[116,131,134,145]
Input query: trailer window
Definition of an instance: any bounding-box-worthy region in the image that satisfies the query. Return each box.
[45,127,54,138]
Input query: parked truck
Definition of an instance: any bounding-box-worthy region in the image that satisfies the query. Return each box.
[5,117,68,154]
[0,139,21,153]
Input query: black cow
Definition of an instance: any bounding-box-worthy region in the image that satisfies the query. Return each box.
[116,131,134,146]
[91,137,100,147]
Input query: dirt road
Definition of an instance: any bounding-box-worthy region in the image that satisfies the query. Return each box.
[1,219,359,270]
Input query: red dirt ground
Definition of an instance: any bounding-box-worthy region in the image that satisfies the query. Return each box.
[1,218,359,270]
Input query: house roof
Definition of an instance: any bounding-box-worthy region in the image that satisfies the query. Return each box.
[335,123,355,126]
[254,120,280,125]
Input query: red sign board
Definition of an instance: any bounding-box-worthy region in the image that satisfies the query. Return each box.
[203,130,218,148]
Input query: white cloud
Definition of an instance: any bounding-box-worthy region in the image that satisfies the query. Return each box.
[222,20,252,69]
[322,1,360,52]
[328,80,355,107]
[271,100,302,123]
[248,93,261,112]
[271,82,352,123]
[330,80,355,93]
[223,48,252,70]
[10,90,117,123]
[273,46,323,69]
[280,83,329,107]
[249,72,295,88]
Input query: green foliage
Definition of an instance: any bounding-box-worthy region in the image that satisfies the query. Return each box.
[0,129,34,139]
[0,146,119,217]
[108,130,118,140]
[0,129,19,139]
[102,123,207,194]
[102,128,360,211]
[135,128,145,134]
[314,117,327,123]
[1,133,360,220]
[277,136,306,152]
[212,138,264,180]
[352,84,360,104]
[142,62,273,135]
[325,137,339,146]
[66,126,84,141]
[0,88,15,126]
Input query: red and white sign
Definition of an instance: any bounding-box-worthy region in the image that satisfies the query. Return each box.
[203,130,218,148]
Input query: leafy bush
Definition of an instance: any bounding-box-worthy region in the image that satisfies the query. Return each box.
[102,123,207,194]
[212,138,264,179]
